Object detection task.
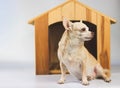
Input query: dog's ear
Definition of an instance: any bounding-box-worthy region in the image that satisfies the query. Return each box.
[62,18,73,30]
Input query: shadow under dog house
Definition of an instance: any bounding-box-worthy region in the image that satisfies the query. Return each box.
[28,0,116,75]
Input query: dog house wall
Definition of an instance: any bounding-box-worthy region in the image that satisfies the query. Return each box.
[28,0,116,75]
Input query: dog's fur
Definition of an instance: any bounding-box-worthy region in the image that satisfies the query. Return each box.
[57,18,111,85]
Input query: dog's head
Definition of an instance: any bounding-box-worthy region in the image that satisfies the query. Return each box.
[63,18,94,41]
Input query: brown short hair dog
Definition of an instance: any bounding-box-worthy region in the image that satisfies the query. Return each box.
[57,18,111,85]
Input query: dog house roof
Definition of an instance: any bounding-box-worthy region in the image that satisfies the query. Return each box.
[28,0,116,25]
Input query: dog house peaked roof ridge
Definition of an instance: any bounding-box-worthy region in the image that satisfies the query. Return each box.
[28,0,116,25]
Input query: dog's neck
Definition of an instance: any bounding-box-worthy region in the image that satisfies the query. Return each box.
[67,31,85,48]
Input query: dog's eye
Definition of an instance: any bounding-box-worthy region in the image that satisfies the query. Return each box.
[81,28,86,32]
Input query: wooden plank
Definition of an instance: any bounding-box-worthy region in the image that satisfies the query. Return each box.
[86,8,91,22]
[48,7,62,25]
[103,17,111,69]
[34,14,49,75]
[91,11,97,25]
[100,16,106,69]
[86,9,97,25]
[97,14,102,63]
[62,1,74,20]
[98,16,110,70]
[75,2,86,20]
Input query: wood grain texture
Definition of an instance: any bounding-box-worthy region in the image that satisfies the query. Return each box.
[91,11,97,24]
[75,2,86,20]
[97,16,111,70]
[97,14,102,63]
[34,14,49,75]
[48,8,62,25]
[86,8,91,22]
[103,17,111,69]
[62,1,75,20]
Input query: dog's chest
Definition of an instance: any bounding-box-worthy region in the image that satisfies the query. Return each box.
[63,49,82,74]
[63,57,82,78]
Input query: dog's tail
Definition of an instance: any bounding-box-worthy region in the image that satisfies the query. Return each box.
[103,69,110,77]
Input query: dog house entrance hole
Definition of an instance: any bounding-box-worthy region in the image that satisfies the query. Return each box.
[49,21,97,74]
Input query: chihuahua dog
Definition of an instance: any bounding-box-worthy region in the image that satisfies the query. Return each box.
[57,18,111,85]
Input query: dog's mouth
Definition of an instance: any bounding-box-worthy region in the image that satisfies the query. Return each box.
[84,33,94,40]
[84,36,93,40]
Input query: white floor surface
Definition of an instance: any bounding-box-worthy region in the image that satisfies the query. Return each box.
[0,65,120,88]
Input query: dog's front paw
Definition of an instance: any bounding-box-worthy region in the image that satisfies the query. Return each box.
[58,79,65,84]
[82,80,89,86]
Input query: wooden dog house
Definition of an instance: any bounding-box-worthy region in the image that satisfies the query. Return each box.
[28,0,116,75]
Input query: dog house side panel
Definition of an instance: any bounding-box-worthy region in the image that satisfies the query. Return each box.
[97,15,111,70]
[103,17,111,69]
[34,14,49,75]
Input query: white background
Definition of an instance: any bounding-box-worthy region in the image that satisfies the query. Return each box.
[0,0,120,70]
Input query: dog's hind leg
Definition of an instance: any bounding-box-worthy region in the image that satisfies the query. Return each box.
[58,62,67,84]
[95,64,111,82]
